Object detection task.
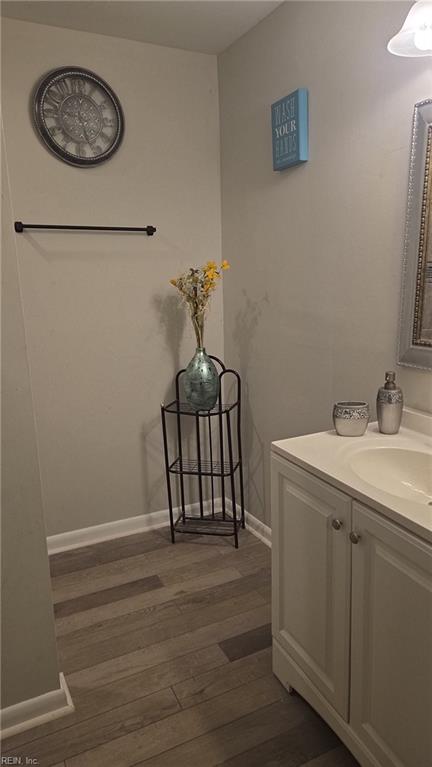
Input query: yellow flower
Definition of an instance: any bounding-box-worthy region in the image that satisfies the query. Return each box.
[170,278,177,286]
[205,269,218,281]
[205,260,217,270]
[204,275,217,290]
[221,260,230,270]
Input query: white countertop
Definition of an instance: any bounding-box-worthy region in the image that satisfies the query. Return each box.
[272,413,432,543]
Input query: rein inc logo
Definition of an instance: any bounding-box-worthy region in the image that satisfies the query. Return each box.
[1,758,38,765]
[271,88,309,170]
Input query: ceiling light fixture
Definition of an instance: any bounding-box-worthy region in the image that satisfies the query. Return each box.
[387,0,432,57]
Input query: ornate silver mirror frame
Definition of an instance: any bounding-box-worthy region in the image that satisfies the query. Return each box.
[398,98,432,370]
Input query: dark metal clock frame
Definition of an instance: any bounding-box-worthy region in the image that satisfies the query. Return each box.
[33,66,124,167]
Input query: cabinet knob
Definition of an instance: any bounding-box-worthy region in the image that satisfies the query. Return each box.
[332,519,343,531]
[349,531,361,544]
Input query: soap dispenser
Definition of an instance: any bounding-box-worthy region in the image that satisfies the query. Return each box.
[376,371,403,434]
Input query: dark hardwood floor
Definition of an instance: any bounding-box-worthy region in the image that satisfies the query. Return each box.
[2,527,359,767]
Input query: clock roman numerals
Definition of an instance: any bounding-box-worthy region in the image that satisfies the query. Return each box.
[44,89,62,117]
[49,127,66,147]
[57,78,71,96]
[72,78,86,94]
[46,87,62,104]
[43,107,59,119]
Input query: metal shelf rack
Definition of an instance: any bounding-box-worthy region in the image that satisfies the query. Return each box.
[161,356,245,548]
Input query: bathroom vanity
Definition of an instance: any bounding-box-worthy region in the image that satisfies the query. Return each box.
[271,409,432,767]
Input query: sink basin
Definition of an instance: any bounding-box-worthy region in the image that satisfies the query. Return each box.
[350,448,432,504]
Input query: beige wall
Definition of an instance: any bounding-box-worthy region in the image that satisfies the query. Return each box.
[2,18,223,536]
[3,6,431,543]
[1,127,61,708]
[219,1,432,525]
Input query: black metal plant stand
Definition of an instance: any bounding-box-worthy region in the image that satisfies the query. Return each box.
[161,356,245,548]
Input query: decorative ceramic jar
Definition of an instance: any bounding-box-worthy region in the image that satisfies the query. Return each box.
[333,401,369,437]
[184,347,219,411]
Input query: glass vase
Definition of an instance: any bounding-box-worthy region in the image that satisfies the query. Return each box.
[184,348,219,411]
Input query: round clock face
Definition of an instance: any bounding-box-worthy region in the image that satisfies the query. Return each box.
[33,66,124,167]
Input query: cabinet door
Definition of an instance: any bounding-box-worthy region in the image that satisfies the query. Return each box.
[350,502,432,767]
[271,455,352,719]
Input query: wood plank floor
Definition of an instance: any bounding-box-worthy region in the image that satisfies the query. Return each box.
[2,527,359,767]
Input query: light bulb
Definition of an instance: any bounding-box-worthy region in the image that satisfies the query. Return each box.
[414,24,432,50]
[387,0,432,57]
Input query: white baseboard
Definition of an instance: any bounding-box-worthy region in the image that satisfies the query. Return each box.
[47,499,271,554]
[47,509,169,554]
[244,511,272,548]
[47,500,215,554]
[0,673,74,740]
[224,499,272,548]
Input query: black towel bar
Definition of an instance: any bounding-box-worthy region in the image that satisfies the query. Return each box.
[14,221,156,236]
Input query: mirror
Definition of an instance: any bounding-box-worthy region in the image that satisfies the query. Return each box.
[398,98,432,370]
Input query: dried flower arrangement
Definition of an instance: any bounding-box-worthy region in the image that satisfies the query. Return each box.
[170,260,230,347]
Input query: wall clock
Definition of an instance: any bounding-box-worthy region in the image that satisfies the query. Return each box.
[33,66,124,167]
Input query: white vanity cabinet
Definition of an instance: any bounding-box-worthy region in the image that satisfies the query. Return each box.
[271,455,352,719]
[350,502,432,767]
[271,453,432,767]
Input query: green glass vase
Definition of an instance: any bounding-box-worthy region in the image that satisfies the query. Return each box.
[184,348,219,411]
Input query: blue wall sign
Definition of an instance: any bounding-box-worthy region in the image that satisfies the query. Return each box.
[271,88,308,171]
